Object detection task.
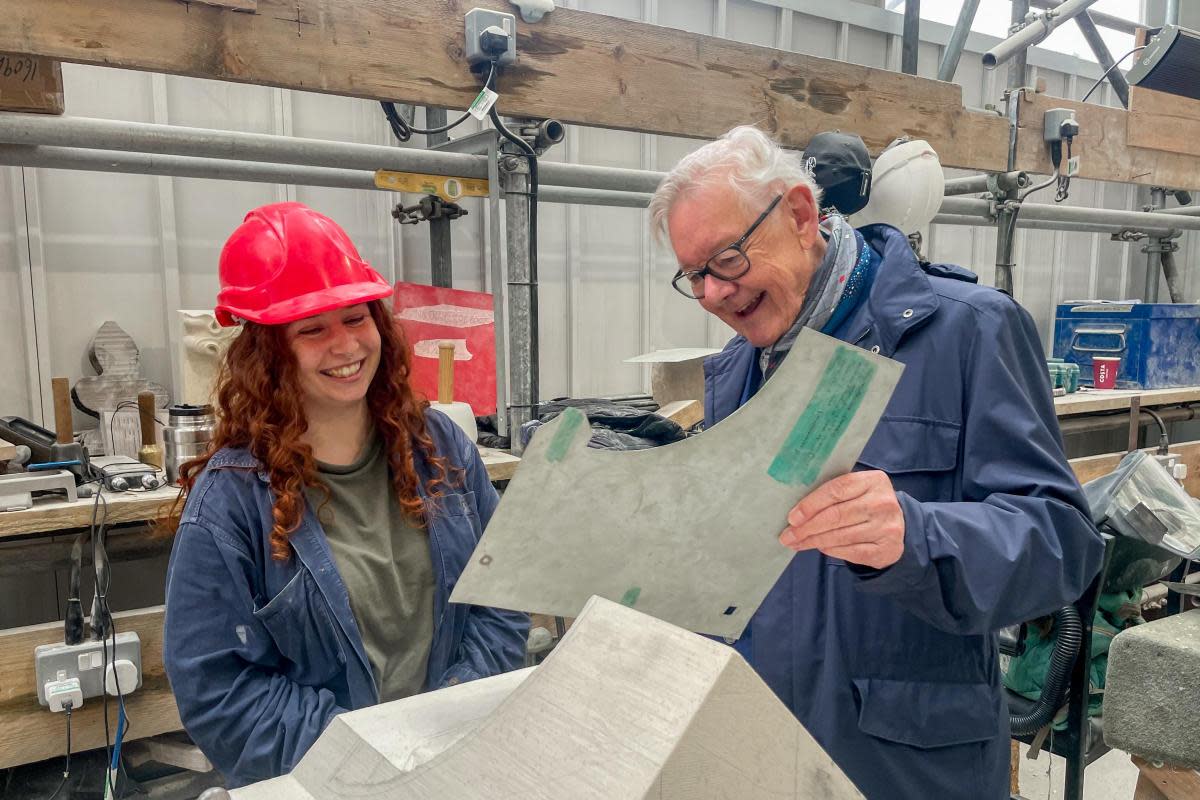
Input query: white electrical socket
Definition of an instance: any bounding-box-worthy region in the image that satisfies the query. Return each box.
[35,632,142,707]
[44,674,83,713]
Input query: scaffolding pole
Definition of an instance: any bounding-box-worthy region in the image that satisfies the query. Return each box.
[937,0,982,82]
[1074,10,1129,107]
[984,0,1105,69]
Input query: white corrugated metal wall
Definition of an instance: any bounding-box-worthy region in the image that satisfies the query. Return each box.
[2,0,1191,431]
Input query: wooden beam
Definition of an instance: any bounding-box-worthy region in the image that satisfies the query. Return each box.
[1068,440,1200,498]
[1133,755,1200,800]
[0,607,180,770]
[0,0,1010,170]
[1128,86,1200,159]
[1016,90,1200,190]
[185,0,257,10]
[1054,386,1200,417]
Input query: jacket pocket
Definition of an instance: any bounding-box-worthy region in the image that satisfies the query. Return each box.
[857,416,961,501]
[252,567,347,685]
[851,677,999,749]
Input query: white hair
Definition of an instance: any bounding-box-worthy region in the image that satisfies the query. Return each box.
[649,125,822,241]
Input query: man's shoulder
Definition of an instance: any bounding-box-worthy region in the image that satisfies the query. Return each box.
[926,272,1027,326]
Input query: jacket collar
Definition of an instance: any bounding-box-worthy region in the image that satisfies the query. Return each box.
[854,224,939,356]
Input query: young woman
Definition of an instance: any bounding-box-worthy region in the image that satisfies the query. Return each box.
[163,202,527,788]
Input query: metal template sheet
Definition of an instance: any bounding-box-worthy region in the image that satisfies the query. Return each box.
[451,329,903,638]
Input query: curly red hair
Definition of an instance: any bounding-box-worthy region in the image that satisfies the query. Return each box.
[174,300,457,560]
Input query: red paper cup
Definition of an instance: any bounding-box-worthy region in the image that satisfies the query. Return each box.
[1093,357,1120,390]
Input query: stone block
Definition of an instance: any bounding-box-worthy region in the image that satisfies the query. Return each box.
[1105,609,1200,768]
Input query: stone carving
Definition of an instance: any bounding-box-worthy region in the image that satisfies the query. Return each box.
[178,310,240,406]
[72,322,169,418]
[231,596,865,799]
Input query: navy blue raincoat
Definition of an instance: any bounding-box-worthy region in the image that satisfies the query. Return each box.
[704,225,1104,799]
[163,410,528,788]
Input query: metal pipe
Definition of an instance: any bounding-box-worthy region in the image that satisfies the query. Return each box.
[6,143,1194,239]
[1161,249,1185,303]
[1012,200,1200,232]
[1144,187,1167,302]
[902,0,921,75]
[538,185,653,208]
[932,213,1177,237]
[501,152,537,452]
[539,161,663,194]
[1154,204,1200,217]
[0,111,490,180]
[1167,0,1181,26]
[0,143,380,189]
[0,144,665,213]
[942,171,1030,196]
[1075,11,1129,107]
[0,112,670,194]
[939,196,995,217]
[984,0,1104,69]
[937,0,982,82]
[1028,0,1139,35]
[1058,405,1198,436]
[995,204,1019,294]
[425,107,454,289]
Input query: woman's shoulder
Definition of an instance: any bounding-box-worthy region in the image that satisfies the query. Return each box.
[180,446,270,533]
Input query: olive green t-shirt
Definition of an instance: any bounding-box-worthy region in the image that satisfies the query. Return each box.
[305,436,435,702]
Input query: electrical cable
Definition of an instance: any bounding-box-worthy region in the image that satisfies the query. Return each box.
[1143,408,1170,454]
[43,702,72,800]
[1080,46,1146,105]
[381,61,496,143]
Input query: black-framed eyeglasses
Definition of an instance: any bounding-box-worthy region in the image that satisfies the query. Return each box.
[671,194,783,300]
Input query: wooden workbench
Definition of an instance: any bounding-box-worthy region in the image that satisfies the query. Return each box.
[0,446,521,541]
[0,445,521,769]
[1054,386,1200,417]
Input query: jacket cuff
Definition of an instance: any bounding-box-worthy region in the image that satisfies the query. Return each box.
[436,661,481,690]
[851,491,932,593]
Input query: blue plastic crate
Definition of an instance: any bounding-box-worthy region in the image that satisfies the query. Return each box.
[1052,302,1200,389]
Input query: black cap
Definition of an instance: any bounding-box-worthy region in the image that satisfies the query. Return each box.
[801,131,873,216]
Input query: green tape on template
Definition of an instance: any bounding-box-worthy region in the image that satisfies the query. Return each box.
[620,587,641,607]
[768,346,876,487]
[546,407,585,462]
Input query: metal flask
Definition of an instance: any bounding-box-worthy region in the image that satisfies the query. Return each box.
[163,404,215,485]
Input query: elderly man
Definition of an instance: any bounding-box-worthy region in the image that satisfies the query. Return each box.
[649,126,1104,799]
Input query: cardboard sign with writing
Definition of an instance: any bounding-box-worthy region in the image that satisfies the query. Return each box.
[0,54,63,114]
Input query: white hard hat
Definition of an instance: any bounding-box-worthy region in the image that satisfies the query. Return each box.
[849,139,944,233]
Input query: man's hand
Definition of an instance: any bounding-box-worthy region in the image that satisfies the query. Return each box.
[779,471,905,570]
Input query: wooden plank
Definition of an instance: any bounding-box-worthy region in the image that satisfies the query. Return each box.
[0,53,63,115]
[185,0,257,11]
[0,606,181,770]
[1054,386,1200,417]
[479,447,520,482]
[1132,755,1200,800]
[0,0,1010,171]
[0,443,16,462]
[1016,90,1200,190]
[1128,86,1200,159]
[1068,440,1200,497]
[0,485,182,540]
[656,399,703,430]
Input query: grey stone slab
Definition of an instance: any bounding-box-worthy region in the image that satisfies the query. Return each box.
[1104,609,1200,768]
[451,329,902,638]
[231,596,865,800]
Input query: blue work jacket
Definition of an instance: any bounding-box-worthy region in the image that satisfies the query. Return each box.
[704,225,1104,799]
[162,410,529,788]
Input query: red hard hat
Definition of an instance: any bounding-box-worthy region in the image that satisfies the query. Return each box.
[215,202,393,327]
